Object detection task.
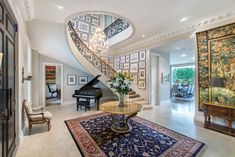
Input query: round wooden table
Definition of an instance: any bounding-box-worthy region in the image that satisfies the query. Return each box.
[100,101,142,133]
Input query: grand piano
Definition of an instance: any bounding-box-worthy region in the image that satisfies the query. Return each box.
[72,75,102,110]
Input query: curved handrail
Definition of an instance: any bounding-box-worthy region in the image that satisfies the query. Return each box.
[67,21,116,78]
[104,18,130,39]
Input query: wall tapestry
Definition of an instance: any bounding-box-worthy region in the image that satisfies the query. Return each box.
[196,23,235,110]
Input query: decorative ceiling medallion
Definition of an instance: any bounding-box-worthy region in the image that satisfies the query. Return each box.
[19,0,35,21]
[119,12,235,53]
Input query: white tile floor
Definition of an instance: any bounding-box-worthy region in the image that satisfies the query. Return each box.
[16,100,235,157]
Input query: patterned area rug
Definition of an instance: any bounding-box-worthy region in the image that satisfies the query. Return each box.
[65,113,205,157]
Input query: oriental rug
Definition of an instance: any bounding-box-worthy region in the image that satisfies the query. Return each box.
[65,113,206,157]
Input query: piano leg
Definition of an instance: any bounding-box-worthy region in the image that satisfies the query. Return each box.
[96,98,100,111]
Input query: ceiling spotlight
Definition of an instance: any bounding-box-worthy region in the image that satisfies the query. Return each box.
[56,5,64,10]
[142,34,146,38]
[180,17,189,22]
[181,54,187,57]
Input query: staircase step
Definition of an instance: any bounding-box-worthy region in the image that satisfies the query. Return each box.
[127,91,136,95]
[135,100,149,105]
[141,105,153,110]
[128,97,144,101]
[128,94,140,99]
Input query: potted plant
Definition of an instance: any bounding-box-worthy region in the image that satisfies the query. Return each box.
[107,72,133,107]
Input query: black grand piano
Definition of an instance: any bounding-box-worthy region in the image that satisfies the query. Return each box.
[72,75,102,111]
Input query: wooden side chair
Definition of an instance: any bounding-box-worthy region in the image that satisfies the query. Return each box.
[23,100,52,135]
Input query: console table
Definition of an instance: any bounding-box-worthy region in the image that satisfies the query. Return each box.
[203,102,235,137]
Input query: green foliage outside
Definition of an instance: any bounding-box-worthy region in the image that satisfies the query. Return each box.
[172,68,195,85]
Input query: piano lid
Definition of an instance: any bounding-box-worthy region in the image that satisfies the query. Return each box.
[79,75,101,90]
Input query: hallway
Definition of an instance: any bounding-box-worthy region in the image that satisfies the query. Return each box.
[16,101,235,157]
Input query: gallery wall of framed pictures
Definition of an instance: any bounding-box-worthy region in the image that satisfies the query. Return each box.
[115,50,147,89]
[67,74,89,85]
[70,14,100,48]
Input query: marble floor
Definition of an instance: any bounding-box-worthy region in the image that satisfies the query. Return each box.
[16,100,235,157]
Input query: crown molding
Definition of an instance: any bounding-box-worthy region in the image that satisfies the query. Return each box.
[118,11,235,54]
[19,0,35,21]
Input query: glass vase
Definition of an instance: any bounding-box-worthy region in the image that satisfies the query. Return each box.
[118,92,125,107]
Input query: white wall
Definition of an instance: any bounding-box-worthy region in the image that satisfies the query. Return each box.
[32,51,114,108]
[150,50,171,103]
[7,0,32,146]
[27,19,86,72]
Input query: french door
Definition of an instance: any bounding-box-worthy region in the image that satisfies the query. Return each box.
[0,0,17,156]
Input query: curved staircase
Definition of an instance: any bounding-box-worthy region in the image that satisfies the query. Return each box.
[66,21,152,110]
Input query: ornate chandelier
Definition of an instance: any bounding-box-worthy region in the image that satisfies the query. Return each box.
[89,27,109,56]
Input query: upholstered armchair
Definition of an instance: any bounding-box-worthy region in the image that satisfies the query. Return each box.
[23,100,52,135]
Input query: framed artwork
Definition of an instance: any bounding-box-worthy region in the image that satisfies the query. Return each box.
[85,16,91,23]
[120,56,125,63]
[92,18,99,26]
[120,63,124,69]
[78,21,89,33]
[139,61,145,68]
[133,74,138,84]
[78,76,88,85]
[162,73,169,84]
[67,74,76,85]
[124,63,129,70]
[91,14,99,19]
[130,63,138,73]
[78,15,85,20]
[196,23,235,110]
[139,69,146,79]
[138,81,146,89]
[130,53,138,62]
[126,55,130,62]
[139,50,146,60]
[81,33,88,41]
[91,25,96,34]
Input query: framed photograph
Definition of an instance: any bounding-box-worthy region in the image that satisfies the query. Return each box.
[67,74,76,85]
[139,61,145,68]
[126,55,130,62]
[81,33,88,41]
[92,18,99,26]
[138,81,146,89]
[78,21,89,33]
[124,63,129,70]
[91,14,99,19]
[133,74,138,84]
[162,73,169,84]
[130,53,138,63]
[130,63,138,73]
[139,69,146,79]
[78,76,88,85]
[139,50,146,60]
[78,15,85,20]
[91,25,96,34]
[120,63,124,69]
[120,56,125,63]
[85,16,91,23]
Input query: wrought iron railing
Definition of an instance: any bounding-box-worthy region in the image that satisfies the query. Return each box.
[67,21,116,78]
[104,18,130,39]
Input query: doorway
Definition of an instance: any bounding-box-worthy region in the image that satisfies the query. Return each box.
[42,63,63,106]
[0,0,17,156]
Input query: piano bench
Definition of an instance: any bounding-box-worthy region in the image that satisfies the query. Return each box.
[77,101,90,112]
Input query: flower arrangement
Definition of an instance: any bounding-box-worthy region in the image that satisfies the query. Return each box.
[107,72,133,106]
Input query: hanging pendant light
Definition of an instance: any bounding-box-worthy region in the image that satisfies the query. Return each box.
[89,27,109,56]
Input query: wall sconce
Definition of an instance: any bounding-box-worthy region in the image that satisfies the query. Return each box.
[22,67,32,83]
